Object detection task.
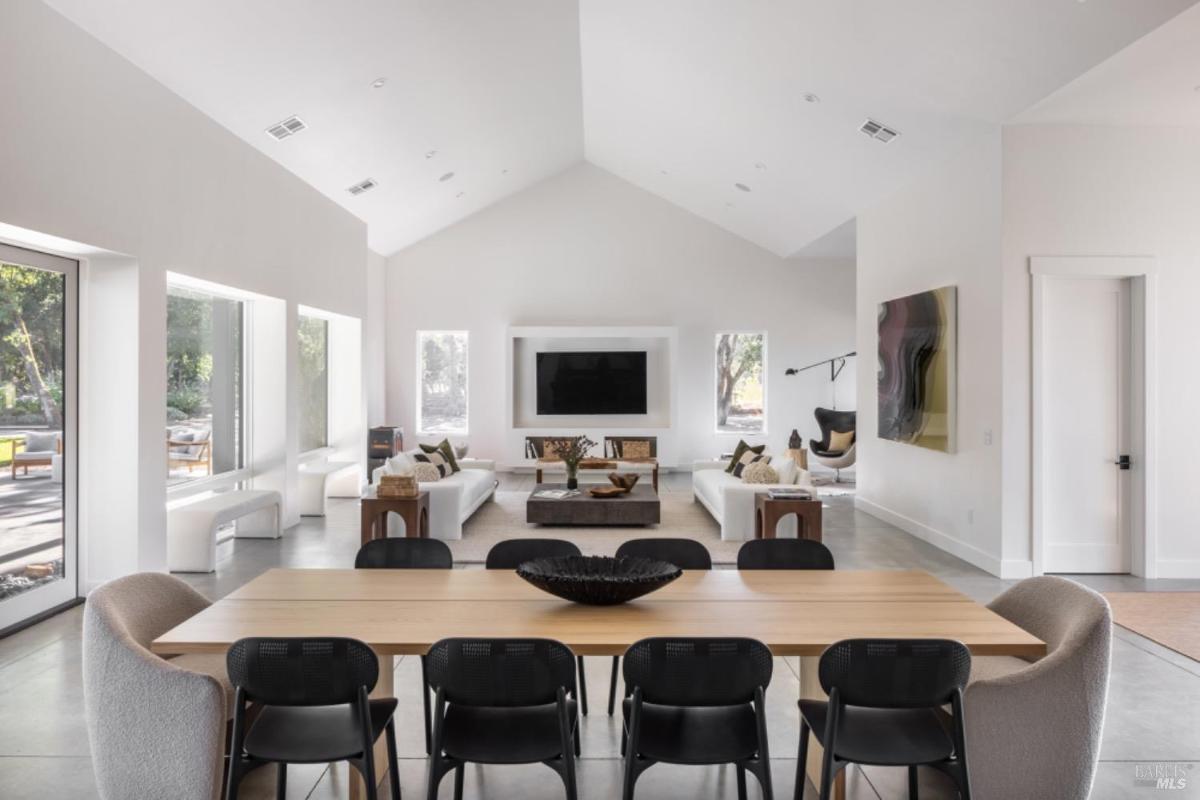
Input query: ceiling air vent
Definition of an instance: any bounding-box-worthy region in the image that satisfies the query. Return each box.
[859,118,900,143]
[265,115,307,141]
[346,178,378,196]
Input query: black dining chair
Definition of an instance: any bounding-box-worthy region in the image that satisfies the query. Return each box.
[355,537,453,753]
[425,637,580,800]
[355,537,453,569]
[621,637,774,800]
[797,638,973,800]
[485,538,590,716]
[607,538,713,715]
[225,637,401,800]
[737,538,835,570]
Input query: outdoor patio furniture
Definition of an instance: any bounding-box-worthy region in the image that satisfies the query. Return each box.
[11,430,61,479]
[167,427,212,475]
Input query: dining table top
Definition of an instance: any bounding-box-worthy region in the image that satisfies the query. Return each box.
[152,567,1046,658]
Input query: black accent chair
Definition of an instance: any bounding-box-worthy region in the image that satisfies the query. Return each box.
[607,538,714,715]
[225,637,401,800]
[484,538,591,716]
[621,637,774,800]
[810,408,857,482]
[797,638,973,800]
[425,638,580,800]
[354,537,453,754]
[737,539,835,570]
[355,537,453,570]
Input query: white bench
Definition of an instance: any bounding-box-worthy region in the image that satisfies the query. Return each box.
[167,489,282,573]
[297,461,361,516]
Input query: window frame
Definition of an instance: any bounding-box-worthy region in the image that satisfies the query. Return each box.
[296,311,331,456]
[714,330,768,435]
[164,280,252,496]
[416,330,469,436]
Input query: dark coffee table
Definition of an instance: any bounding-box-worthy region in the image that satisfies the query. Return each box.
[527,483,661,526]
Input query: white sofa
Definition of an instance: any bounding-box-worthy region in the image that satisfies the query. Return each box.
[692,457,814,541]
[372,454,497,540]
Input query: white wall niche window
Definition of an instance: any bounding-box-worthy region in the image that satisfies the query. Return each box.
[417,331,468,435]
[715,331,766,434]
[166,283,248,485]
[297,311,330,453]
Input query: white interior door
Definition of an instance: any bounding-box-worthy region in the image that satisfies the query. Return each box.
[1042,276,1131,573]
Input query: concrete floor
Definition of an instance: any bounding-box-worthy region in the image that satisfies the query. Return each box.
[1,472,1198,799]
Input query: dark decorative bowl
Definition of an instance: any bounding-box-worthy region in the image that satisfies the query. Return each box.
[516,555,682,605]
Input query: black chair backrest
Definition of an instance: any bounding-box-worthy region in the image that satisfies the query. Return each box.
[623,637,772,706]
[604,436,658,459]
[226,637,379,706]
[737,539,835,570]
[425,638,577,707]
[355,538,453,569]
[814,408,857,449]
[818,639,971,709]
[485,538,582,569]
[615,538,712,570]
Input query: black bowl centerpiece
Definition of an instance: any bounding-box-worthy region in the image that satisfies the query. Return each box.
[516,555,682,606]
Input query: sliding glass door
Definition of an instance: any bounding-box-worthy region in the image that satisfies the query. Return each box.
[0,243,77,634]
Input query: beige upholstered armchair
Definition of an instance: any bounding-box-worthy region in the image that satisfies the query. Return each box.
[965,576,1112,800]
[83,573,230,800]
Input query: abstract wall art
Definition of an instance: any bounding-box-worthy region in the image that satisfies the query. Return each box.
[877,286,957,452]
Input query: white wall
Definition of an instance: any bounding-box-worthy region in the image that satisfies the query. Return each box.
[1002,125,1200,578]
[0,0,368,589]
[365,251,388,427]
[386,163,856,467]
[855,132,1013,576]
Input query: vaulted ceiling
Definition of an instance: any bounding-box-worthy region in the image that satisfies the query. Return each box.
[41,0,1198,257]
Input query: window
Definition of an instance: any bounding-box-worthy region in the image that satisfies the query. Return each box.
[298,313,329,452]
[715,332,766,433]
[417,331,468,434]
[166,285,245,484]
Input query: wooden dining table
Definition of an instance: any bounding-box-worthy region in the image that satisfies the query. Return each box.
[153,568,1045,799]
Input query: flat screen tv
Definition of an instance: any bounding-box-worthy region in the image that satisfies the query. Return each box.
[536,351,647,415]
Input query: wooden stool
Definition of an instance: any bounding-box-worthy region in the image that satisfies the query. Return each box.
[360,488,430,545]
[754,493,822,541]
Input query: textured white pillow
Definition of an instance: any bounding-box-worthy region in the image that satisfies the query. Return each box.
[774,457,798,485]
[741,461,779,484]
[412,462,442,483]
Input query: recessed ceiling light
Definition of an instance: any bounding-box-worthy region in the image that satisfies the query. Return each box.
[425,150,438,159]
[803,93,821,104]
[725,202,735,208]
[660,169,669,176]
[370,77,387,89]
[501,169,509,175]
[734,183,751,192]
[439,172,455,182]
[456,191,465,199]
[754,162,767,171]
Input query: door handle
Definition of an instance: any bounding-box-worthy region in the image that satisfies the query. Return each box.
[1114,455,1131,470]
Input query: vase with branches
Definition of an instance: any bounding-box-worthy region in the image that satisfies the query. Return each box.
[553,435,597,490]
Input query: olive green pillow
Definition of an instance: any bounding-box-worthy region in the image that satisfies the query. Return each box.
[725,440,766,473]
[420,439,461,473]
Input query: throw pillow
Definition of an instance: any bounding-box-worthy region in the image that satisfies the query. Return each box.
[188,429,211,457]
[828,429,854,453]
[774,458,798,486]
[741,461,779,484]
[412,449,452,478]
[454,442,469,459]
[731,450,771,478]
[168,431,194,456]
[24,431,59,453]
[421,439,461,473]
[412,462,442,482]
[387,451,414,473]
[725,440,766,473]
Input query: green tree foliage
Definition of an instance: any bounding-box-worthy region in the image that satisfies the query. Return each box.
[0,262,65,427]
[298,315,329,451]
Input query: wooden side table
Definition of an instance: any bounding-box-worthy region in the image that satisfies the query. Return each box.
[360,489,429,545]
[754,493,822,541]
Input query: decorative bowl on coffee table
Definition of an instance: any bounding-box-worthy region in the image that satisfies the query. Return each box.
[516,555,681,605]
[608,472,640,492]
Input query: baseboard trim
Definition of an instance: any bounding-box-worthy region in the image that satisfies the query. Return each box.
[854,496,1018,578]
[1154,559,1200,579]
